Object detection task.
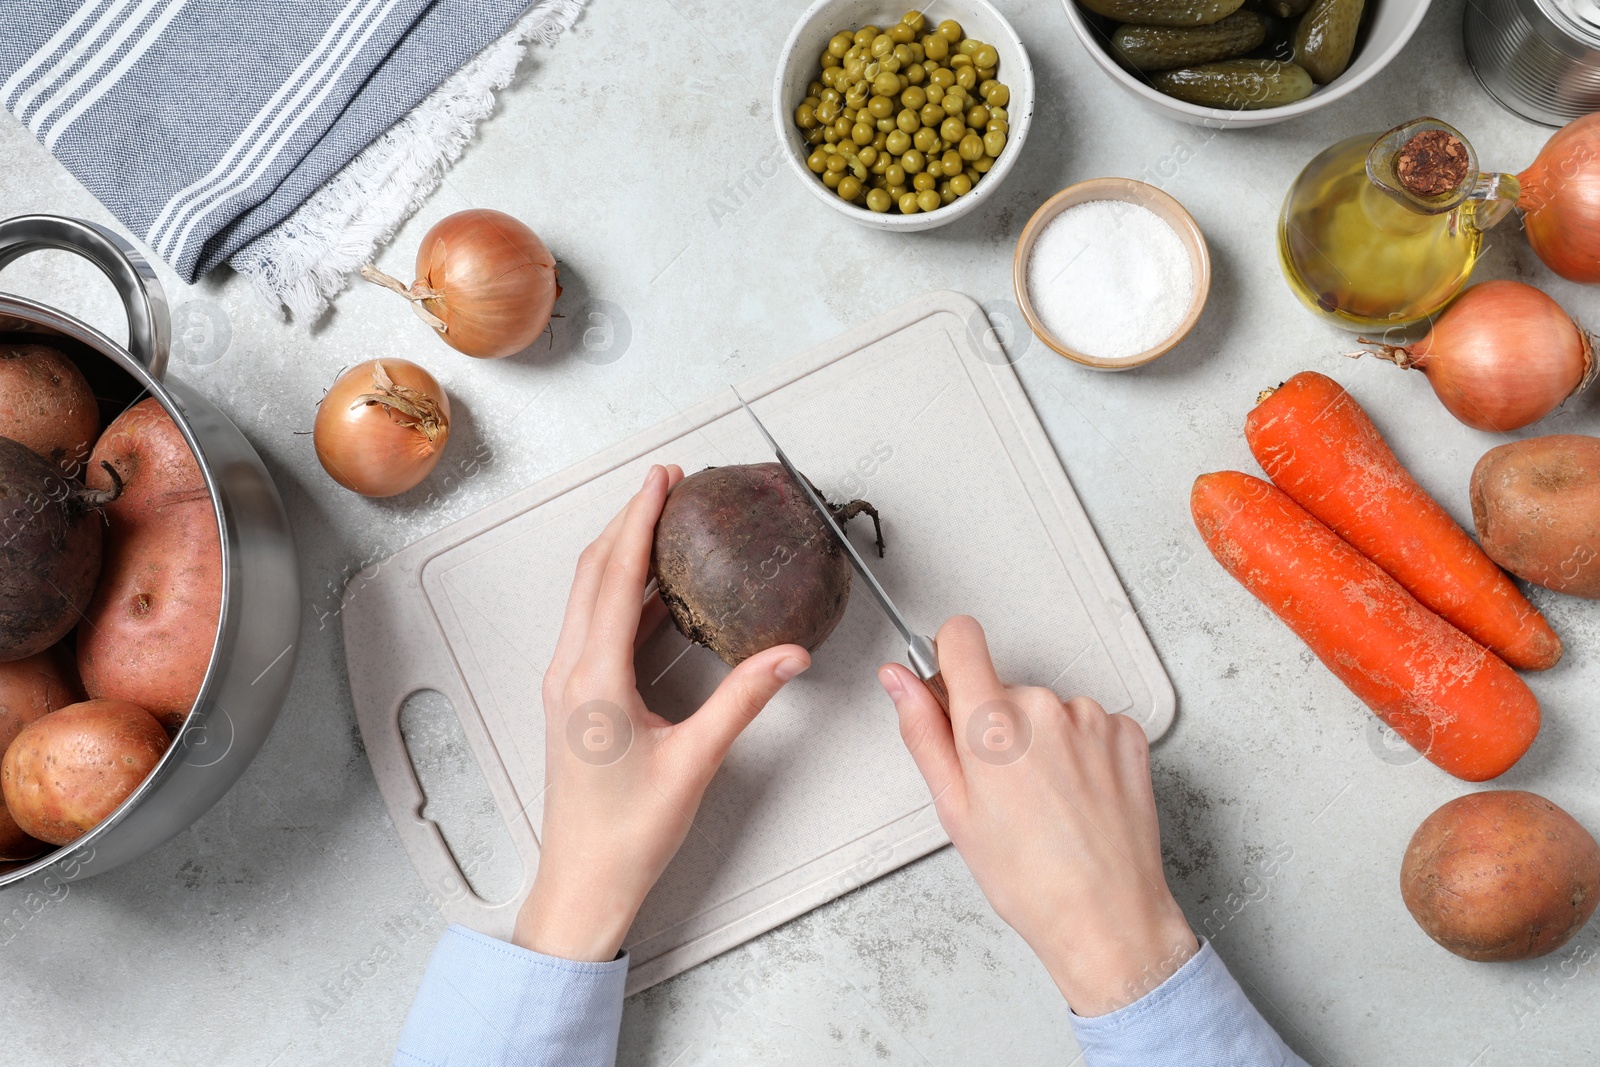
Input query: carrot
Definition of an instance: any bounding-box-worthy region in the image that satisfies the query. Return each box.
[1246,371,1562,672]
[1192,471,1540,782]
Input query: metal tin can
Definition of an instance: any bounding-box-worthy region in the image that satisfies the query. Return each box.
[1465,0,1600,126]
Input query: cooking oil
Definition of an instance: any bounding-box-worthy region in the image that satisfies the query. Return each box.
[1278,118,1520,332]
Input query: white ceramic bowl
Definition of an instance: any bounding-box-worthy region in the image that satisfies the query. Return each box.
[774,0,1036,231]
[1060,0,1433,128]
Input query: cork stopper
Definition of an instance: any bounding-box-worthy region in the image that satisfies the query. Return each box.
[1395,130,1470,198]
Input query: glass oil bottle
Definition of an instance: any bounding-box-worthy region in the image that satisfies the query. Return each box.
[1278,118,1522,332]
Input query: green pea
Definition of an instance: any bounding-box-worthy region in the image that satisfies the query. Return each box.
[893,43,915,66]
[873,130,888,149]
[937,19,962,42]
[834,117,852,137]
[886,130,910,155]
[930,67,954,88]
[826,154,847,173]
[983,81,1010,107]
[815,101,837,123]
[956,65,977,89]
[910,127,934,153]
[807,148,828,173]
[838,175,862,201]
[867,188,892,213]
[941,149,963,172]
[896,108,920,133]
[919,102,944,127]
[940,116,966,142]
[852,122,875,144]
[866,94,892,119]
[987,119,1008,136]
[908,41,925,63]
[972,154,993,173]
[925,83,945,105]
[950,53,973,69]
[795,104,816,129]
[901,85,926,110]
[917,189,941,212]
[845,81,869,107]
[899,191,921,214]
[808,80,825,96]
[889,22,915,44]
[805,126,826,145]
[821,87,842,104]
[885,163,906,185]
[858,145,878,166]
[872,33,894,57]
[959,132,984,161]
[923,34,949,60]
[974,44,999,69]
[873,72,900,96]
[887,183,907,199]
[823,128,839,143]
[950,172,972,195]
[988,104,1008,122]
[821,50,840,69]
[871,152,891,175]
[902,62,924,84]
[877,117,896,133]
[823,169,843,188]
[880,55,900,74]
[902,148,926,173]
[926,157,946,178]
[975,66,996,83]
[854,26,878,47]
[984,129,1006,157]
[959,38,982,57]
[901,9,925,31]
[943,94,964,118]
[829,32,852,57]
[914,171,937,192]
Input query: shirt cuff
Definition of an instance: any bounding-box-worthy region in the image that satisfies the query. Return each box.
[1068,940,1308,1067]
[393,924,628,1067]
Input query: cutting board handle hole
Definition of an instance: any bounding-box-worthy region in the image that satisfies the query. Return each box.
[399,688,524,907]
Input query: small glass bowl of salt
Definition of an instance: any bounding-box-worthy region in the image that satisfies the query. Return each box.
[1013,178,1210,370]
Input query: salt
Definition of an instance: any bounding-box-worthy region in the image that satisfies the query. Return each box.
[1025,199,1194,361]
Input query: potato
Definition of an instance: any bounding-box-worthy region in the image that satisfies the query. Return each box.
[0,648,82,860]
[1401,790,1600,961]
[77,399,222,731]
[1,699,168,846]
[0,342,98,475]
[1471,435,1600,598]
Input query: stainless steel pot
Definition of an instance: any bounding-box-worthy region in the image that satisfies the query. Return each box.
[1465,0,1600,126]
[0,215,299,890]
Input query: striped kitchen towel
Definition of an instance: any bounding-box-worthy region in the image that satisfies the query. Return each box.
[1,0,583,319]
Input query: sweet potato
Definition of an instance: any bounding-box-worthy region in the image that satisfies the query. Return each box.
[0,648,80,859]
[1471,435,1600,599]
[77,400,221,730]
[1401,790,1600,961]
[0,342,97,475]
[1,698,168,846]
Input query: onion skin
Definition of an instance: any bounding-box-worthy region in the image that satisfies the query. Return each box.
[416,210,559,358]
[1518,114,1600,283]
[313,360,450,497]
[1364,281,1594,432]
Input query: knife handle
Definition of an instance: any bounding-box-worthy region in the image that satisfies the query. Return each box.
[922,671,950,715]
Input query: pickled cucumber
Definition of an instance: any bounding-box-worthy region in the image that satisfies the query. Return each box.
[1078,0,1247,27]
[1263,0,1313,17]
[1294,0,1366,84]
[1111,12,1266,71]
[1152,60,1314,109]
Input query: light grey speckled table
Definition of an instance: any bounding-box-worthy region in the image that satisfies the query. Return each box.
[3,1,1599,1064]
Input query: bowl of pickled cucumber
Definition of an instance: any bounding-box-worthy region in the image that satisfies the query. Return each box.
[1061,0,1430,127]
[775,0,1034,229]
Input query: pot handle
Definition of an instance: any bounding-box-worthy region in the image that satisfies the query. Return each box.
[0,214,170,380]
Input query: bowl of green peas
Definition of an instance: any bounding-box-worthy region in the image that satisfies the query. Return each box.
[774,0,1034,230]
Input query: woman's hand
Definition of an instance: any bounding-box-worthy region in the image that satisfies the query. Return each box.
[514,463,811,962]
[879,616,1197,1017]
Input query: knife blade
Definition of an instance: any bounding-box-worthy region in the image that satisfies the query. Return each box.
[731,387,949,712]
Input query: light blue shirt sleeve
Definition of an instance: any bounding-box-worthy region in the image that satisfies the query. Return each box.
[1069,940,1311,1067]
[392,924,627,1067]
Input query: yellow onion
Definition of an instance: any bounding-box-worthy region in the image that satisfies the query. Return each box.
[1362,281,1595,432]
[1518,113,1600,283]
[361,209,560,359]
[314,359,449,496]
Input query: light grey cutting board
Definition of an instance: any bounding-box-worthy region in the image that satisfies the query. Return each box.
[342,290,1174,994]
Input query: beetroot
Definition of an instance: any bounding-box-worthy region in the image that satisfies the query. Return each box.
[652,463,883,666]
[0,436,121,662]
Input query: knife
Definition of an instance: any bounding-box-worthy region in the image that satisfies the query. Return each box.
[731,387,950,713]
